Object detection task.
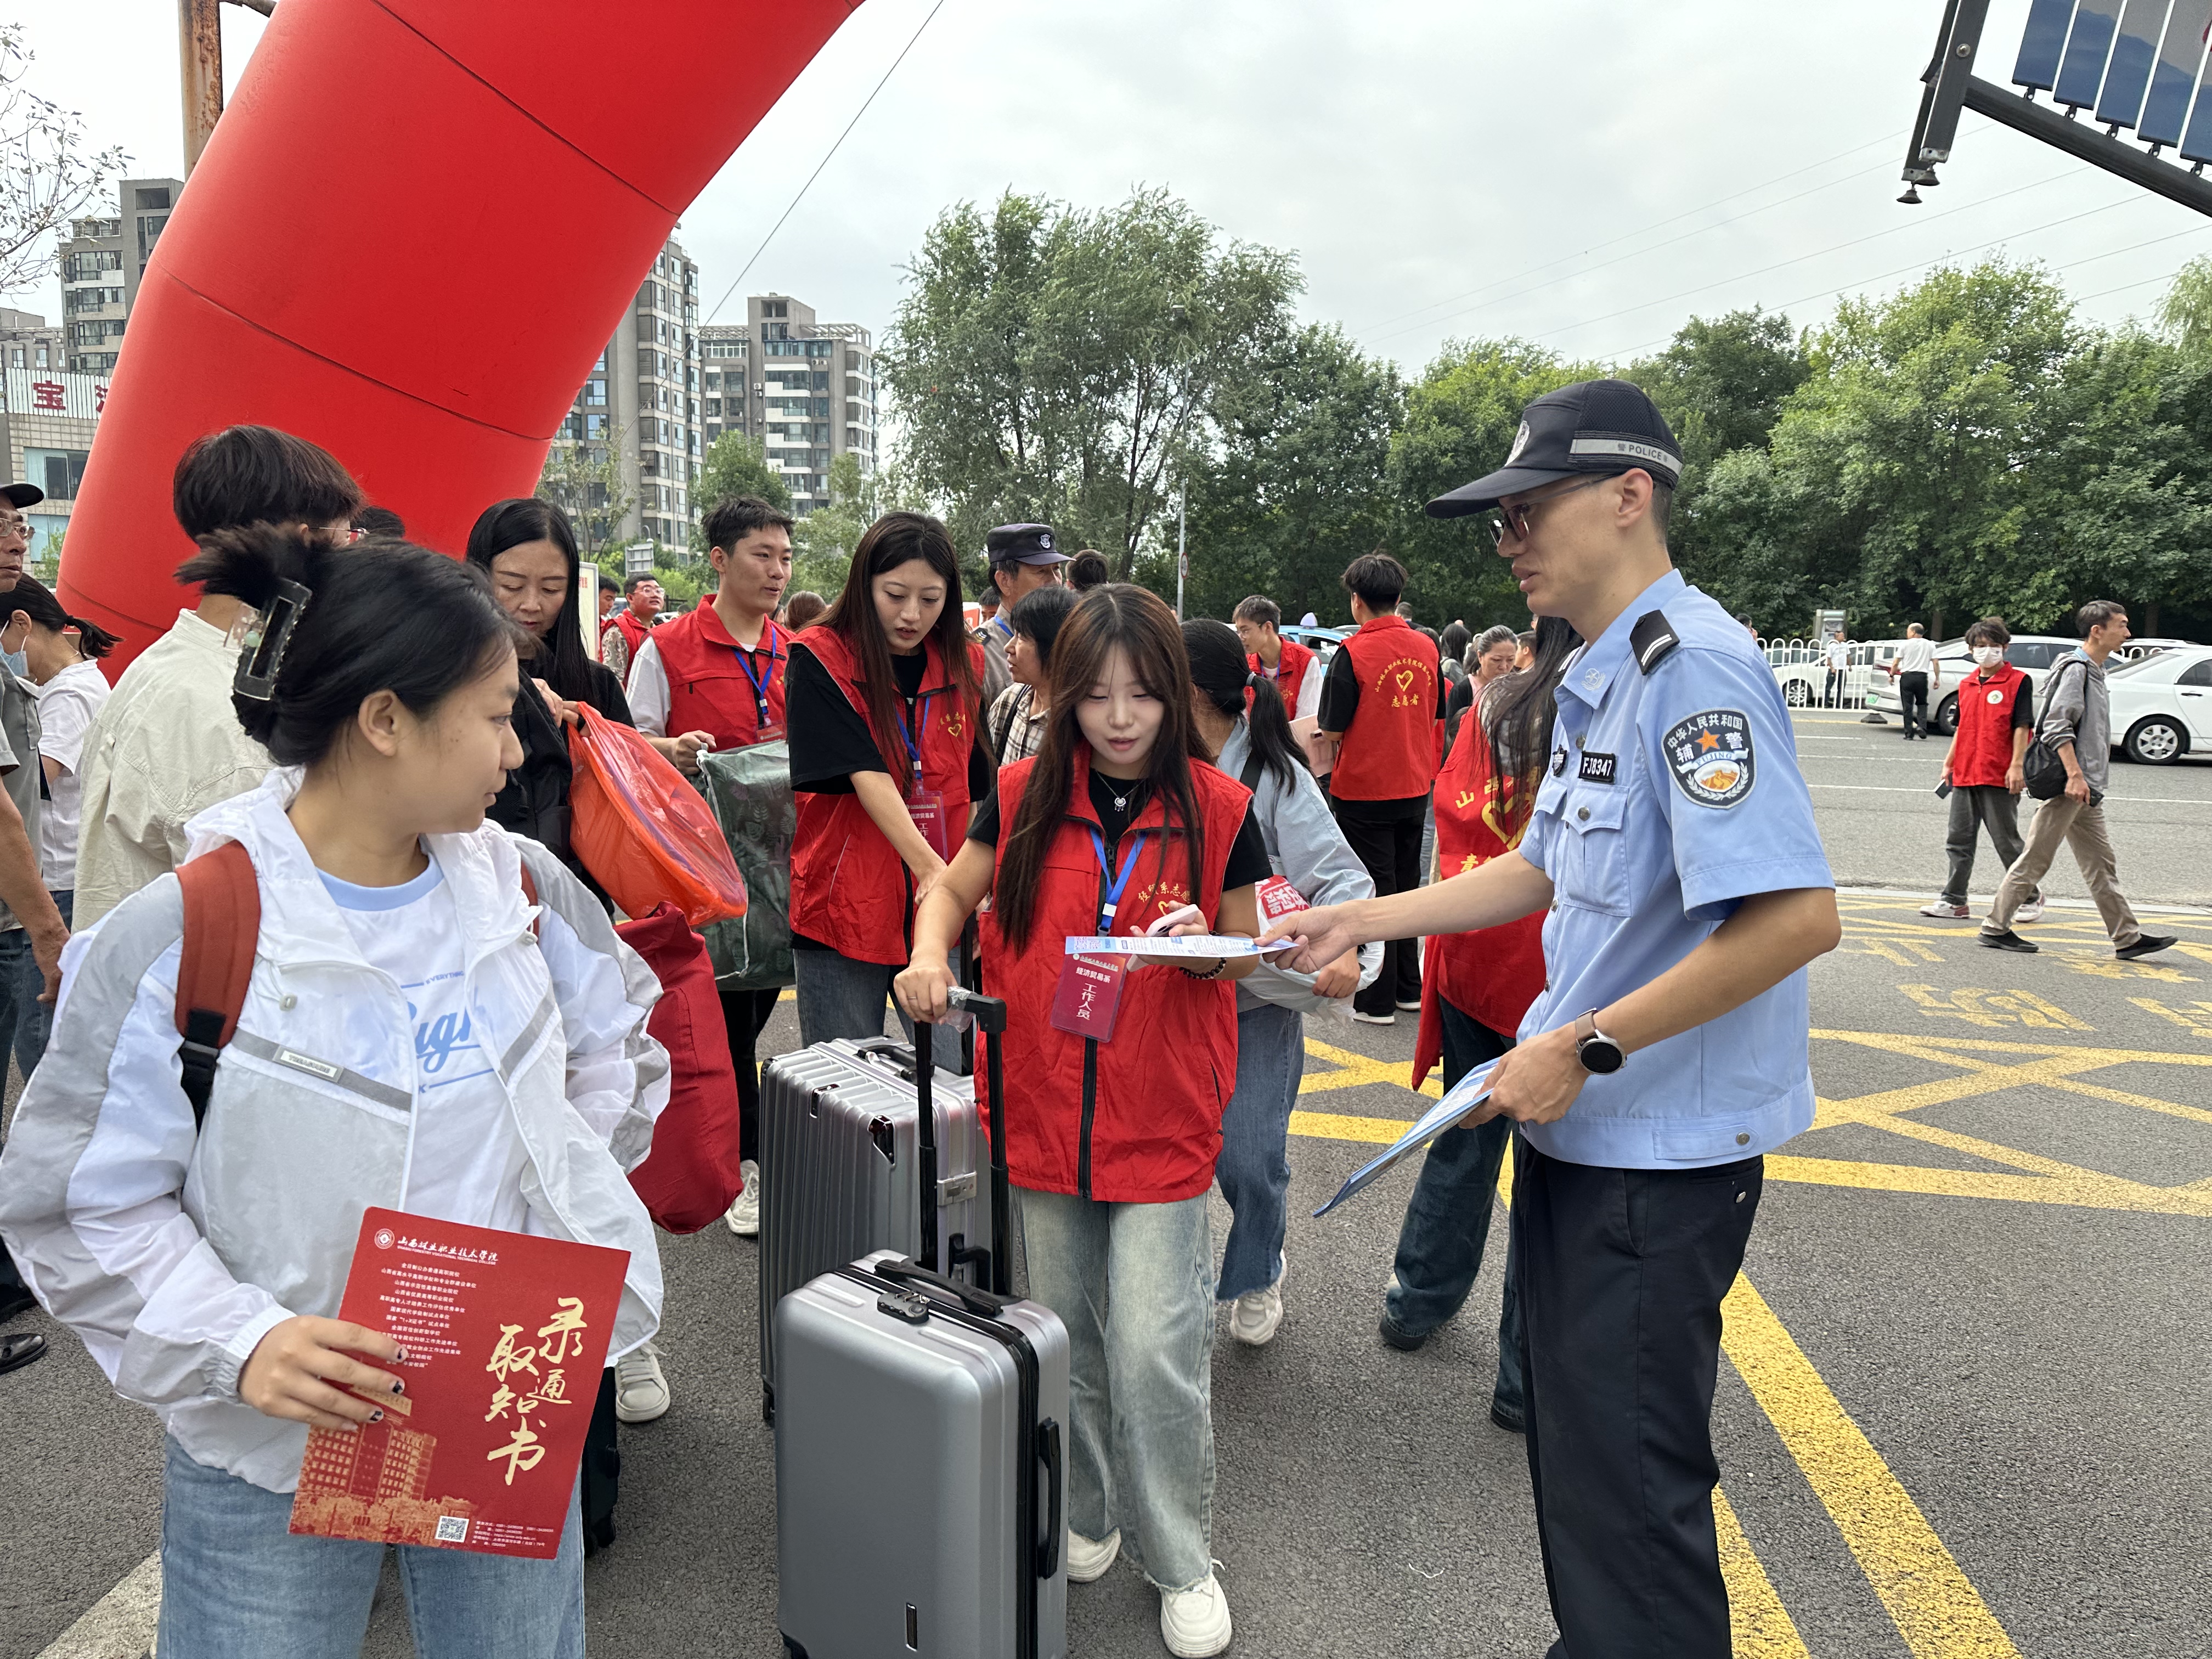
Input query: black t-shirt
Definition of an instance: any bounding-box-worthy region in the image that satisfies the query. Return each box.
[966,768,1272,893]
[786,645,991,800]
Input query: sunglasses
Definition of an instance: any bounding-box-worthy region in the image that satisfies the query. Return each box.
[1485,475,1611,550]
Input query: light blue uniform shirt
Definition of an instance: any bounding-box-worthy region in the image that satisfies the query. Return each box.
[1516,569,1833,1170]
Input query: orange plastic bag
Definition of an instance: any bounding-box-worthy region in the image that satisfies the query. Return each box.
[568,704,748,927]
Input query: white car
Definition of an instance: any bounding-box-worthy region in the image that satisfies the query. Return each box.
[1865,636,2079,735]
[2105,644,2212,764]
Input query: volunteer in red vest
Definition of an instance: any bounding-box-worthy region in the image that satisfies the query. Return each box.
[1378,617,1577,1438]
[786,511,988,1076]
[1924,615,2043,923]
[1317,551,1443,1023]
[896,584,1267,1659]
[599,573,665,686]
[630,494,795,1239]
[1232,596,1322,721]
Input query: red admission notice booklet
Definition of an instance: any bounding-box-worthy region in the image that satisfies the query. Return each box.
[288,1209,629,1559]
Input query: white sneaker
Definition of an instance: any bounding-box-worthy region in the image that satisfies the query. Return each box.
[726,1160,761,1237]
[1394,999,1422,1012]
[1228,1262,1284,1347]
[1066,1527,1121,1584]
[613,1340,669,1423]
[1349,1009,1395,1025]
[1918,900,1969,918]
[2015,898,2045,924]
[1159,1569,1233,1657]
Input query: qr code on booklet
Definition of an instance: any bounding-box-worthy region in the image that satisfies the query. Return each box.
[435,1516,471,1544]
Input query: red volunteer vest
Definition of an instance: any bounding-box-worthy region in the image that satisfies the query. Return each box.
[1412,713,1547,1086]
[1329,616,1441,800]
[1949,662,2029,789]
[1249,637,1315,713]
[789,629,981,966]
[649,595,787,749]
[978,752,1251,1204]
[610,608,651,667]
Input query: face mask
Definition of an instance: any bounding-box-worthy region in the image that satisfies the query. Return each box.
[1972,646,2004,668]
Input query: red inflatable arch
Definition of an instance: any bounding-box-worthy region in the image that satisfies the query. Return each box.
[59,0,862,670]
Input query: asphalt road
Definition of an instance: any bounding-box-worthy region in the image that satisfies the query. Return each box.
[6,736,2209,1658]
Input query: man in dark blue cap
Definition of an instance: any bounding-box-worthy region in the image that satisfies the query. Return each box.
[1266,379,1840,1659]
[975,523,1068,744]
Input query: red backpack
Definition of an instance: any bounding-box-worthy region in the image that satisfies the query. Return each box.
[173,844,744,1234]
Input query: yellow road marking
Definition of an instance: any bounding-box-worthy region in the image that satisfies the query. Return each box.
[1722,1278,2023,1658]
[1714,1486,1814,1659]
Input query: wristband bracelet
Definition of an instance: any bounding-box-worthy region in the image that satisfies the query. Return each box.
[1180,960,1228,980]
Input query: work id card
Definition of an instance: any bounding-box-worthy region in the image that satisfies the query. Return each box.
[1255,876,1308,924]
[1052,952,1127,1043]
[907,789,951,862]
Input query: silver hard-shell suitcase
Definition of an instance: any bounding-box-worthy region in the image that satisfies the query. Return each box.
[775,994,1070,1659]
[757,1034,995,1420]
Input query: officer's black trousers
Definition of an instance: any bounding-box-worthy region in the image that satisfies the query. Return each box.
[1513,1135,1763,1659]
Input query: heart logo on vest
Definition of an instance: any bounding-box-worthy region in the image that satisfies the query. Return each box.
[1395,669,1414,692]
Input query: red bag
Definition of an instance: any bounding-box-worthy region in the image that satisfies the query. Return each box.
[618,902,747,1233]
[568,703,749,928]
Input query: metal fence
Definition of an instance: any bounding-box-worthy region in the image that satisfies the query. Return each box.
[1756,638,1887,710]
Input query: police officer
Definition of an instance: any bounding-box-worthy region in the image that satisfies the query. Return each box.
[974,523,1068,745]
[1267,379,1839,1659]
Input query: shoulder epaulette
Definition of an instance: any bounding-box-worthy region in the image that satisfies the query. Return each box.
[1629,610,1679,674]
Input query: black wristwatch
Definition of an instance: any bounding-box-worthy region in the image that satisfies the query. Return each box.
[1574,1009,1624,1075]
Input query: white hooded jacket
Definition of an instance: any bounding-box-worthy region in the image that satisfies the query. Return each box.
[0,770,671,1492]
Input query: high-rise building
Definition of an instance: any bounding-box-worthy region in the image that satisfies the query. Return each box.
[0,309,106,558]
[546,238,702,551]
[55,178,184,374]
[698,292,877,516]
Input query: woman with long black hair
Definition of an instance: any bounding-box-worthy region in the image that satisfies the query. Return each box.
[1378,614,1579,1436]
[896,586,1267,1659]
[1181,618,1377,1348]
[785,511,986,1066]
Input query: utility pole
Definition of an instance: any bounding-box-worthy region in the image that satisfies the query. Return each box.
[179,0,274,175]
[1175,487,1187,620]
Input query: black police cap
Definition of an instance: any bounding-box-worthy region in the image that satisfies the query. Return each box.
[1426,378,1683,518]
[0,482,44,510]
[985,523,1069,566]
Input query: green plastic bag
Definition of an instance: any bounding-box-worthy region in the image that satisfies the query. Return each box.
[696,741,795,990]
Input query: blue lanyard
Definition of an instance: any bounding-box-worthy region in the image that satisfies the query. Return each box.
[895,689,935,771]
[732,623,778,722]
[1088,828,1148,933]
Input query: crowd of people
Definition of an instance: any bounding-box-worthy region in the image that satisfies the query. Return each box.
[14,377,2109,1659]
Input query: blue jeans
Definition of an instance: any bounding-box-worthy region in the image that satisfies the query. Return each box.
[1215,1002,1305,1300]
[1384,997,1525,1423]
[0,886,63,1082]
[157,1438,584,1659]
[793,944,966,1073]
[1018,1186,1216,1592]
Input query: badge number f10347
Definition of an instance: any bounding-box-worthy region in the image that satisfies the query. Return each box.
[1662,709,1754,808]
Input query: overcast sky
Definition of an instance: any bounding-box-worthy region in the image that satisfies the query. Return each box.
[18,0,2208,377]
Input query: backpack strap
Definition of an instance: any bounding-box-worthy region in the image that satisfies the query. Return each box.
[1239,746,1266,793]
[173,842,260,1129]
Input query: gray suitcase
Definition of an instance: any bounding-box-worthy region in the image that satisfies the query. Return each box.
[758,1032,996,1421]
[775,995,1070,1659]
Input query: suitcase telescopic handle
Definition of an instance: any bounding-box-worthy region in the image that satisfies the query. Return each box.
[944,985,1007,1034]
[916,989,1013,1290]
[915,1017,941,1272]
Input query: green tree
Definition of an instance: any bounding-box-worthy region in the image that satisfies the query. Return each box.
[691,431,793,552]
[1177,323,1403,622]
[1385,338,1605,627]
[538,435,635,561]
[882,188,1302,577]
[2157,253,2212,359]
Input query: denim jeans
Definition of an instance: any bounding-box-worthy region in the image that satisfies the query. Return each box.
[1017,1186,1216,1591]
[1384,997,1525,1423]
[156,1438,584,1659]
[1215,1002,1305,1300]
[0,890,60,1085]
[793,944,966,1073]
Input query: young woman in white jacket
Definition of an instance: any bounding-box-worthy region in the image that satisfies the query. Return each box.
[1182,619,1380,1347]
[0,526,670,1659]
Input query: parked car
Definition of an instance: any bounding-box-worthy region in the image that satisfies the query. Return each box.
[1766,638,1907,710]
[2105,644,2212,764]
[1865,635,2078,735]
[1280,623,1349,667]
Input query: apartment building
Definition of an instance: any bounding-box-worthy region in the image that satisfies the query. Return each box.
[698,292,877,516]
[0,315,106,559]
[55,177,184,374]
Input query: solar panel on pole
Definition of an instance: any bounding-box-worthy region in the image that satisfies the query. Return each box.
[2096,0,2177,127]
[2015,0,2083,88]
[2138,0,2212,144]
[2178,53,2212,157]
[2055,2,2124,108]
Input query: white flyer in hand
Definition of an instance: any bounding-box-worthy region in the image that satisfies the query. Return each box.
[1312,1058,1503,1218]
[1062,935,1266,958]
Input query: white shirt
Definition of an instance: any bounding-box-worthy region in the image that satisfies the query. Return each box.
[35,658,111,890]
[1893,635,1937,675]
[74,609,272,928]
[629,636,672,737]
[319,860,531,1234]
[1825,639,1850,670]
